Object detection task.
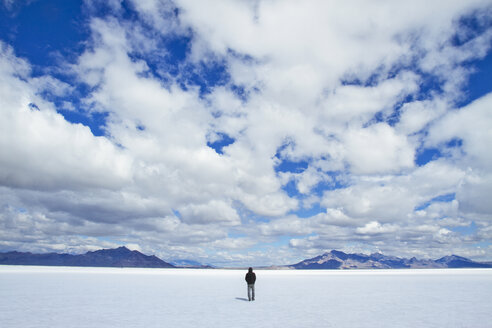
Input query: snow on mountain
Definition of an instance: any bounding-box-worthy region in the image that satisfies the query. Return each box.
[2,248,491,269]
[290,250,492,269]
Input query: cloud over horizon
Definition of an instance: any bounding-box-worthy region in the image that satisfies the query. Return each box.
[1,0,491,266]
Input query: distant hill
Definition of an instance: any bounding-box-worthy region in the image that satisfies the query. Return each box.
[289,250,492,269]
[2,247,491,270]
[0,247,175,268]
[170,259,215,269]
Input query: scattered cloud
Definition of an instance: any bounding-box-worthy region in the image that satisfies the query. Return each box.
[1,0,492,265]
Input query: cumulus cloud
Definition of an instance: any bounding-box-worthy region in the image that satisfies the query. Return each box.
[426,93,492,219]
[343,123,415,175]
[427,93,492,171]
[179,200,240,225]
[356,221,399,235]
[0,0,491,265]
[0,43,133,192]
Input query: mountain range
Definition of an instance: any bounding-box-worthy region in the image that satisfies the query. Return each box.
[170,259,215,269]
[0,247,175,268]
[289,250,492,269]
[1,247,491,269]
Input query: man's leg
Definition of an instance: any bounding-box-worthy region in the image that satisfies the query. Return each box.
[247,284,252,301]
[251,284,255,301]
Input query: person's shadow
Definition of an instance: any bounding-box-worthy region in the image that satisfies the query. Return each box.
[235,297,249,302]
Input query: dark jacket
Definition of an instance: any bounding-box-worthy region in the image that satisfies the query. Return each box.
[245,269,256,285]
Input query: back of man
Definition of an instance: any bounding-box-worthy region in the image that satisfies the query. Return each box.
[245,267,256,301]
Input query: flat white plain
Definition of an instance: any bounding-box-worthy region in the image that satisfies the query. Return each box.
[1,266,491,328]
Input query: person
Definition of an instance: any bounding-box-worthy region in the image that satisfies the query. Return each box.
[245,267,256,301]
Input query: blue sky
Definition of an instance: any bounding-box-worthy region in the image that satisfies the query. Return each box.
[1,0,491,266]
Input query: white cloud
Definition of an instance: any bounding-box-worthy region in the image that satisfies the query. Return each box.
[179,200,240,225]
[322,72,420,126]
[210,237,256,250]
[0,42,133,192]
[129,0,179,32]
[396,99,448,135]
[414,199,460,221]
[457,173,492,218]
[343,123,415,175]
[425,93,492,218]
[356,221,398,235]
[427,93,492,171]
[322,159,466,220]
[1,0,492,265]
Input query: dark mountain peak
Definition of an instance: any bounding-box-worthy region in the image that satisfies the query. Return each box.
[369,252,384,259]
[90,246,132,255]
[436,255,470,263]
[315,253,332,260]
[0,247,175,268]
[435,254,490,268]
[330,250,348,260]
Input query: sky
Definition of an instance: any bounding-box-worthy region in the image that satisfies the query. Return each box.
[1,0,492,267]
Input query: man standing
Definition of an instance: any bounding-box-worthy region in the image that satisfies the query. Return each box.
[245,267,256,301]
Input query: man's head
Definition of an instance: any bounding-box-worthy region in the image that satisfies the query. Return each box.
[248,267,253,273]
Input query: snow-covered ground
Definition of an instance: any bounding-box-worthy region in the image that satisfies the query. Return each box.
[1,266,491,328]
